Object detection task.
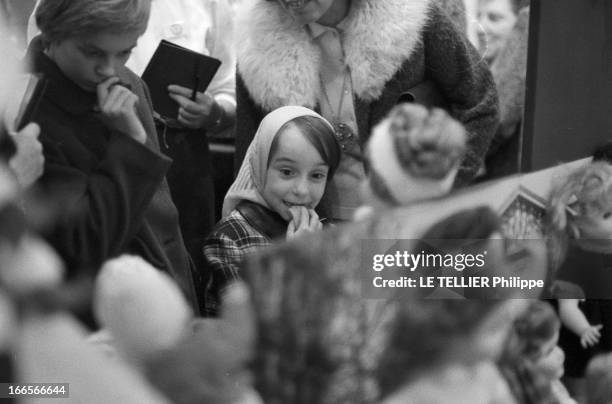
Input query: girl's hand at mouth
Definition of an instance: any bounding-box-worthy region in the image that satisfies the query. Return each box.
[96,77,147,144]
[286,205,322,239]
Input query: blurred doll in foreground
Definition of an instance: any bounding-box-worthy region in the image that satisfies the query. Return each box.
[92,255,261,404]
[356,103,466,220]
[499,300,576,404]
[243,202,546,403]
[377,206,547,403]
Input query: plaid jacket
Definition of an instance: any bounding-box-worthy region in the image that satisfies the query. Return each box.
[203,209,272,315]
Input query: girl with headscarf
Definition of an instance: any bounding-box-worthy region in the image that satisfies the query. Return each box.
[203,106,340,315]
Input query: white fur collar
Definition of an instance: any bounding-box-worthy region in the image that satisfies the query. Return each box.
[236,0,432,111]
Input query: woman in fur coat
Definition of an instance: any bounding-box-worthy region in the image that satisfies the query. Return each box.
[234,0,499,221]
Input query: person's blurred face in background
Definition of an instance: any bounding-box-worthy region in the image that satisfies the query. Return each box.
[477,0,518,62]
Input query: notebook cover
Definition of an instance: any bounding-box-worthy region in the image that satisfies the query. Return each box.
[141,40,221,120]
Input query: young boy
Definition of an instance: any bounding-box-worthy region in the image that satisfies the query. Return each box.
[28,0,199,314]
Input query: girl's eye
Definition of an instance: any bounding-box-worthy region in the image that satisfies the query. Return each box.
[604,212,612,219]
[311,172,327,180]
[279,168,293,177]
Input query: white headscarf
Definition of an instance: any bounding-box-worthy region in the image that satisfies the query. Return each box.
[222,106,333,217]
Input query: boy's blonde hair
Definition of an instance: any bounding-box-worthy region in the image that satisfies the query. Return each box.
[36,0,151,44]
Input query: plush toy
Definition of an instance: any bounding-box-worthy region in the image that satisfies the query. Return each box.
[93,255,192,365]
[357,103,466,219]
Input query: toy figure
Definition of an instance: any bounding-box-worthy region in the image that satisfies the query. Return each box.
[548,161,612,400]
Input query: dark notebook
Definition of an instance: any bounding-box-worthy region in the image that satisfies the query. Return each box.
[141,40,221,121]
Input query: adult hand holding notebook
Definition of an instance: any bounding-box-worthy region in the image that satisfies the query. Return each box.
[141,40,221,124]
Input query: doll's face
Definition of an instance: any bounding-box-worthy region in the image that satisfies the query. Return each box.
[530,331,565,381]
[262,125,329,221]
[577,210,612,241]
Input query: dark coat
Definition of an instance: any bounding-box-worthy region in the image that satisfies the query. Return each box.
[28,39,199,312]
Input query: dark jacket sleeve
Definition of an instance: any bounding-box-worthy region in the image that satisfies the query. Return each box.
[234,71,266,174]
[41,131,172,273]
[423,3,500,185]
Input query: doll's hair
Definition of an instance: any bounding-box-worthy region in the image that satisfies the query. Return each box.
[498,302,559,404]
[268,115,341,179]
[547,161,612,264]
[586,353,612,404]
[505,300,559,361]
[36,0,151,44]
